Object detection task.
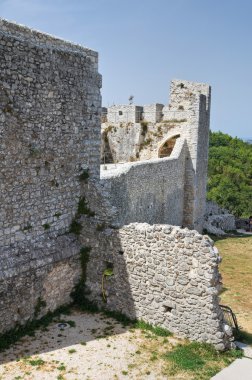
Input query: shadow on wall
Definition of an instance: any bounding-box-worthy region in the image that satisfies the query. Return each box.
[80,218,231,351]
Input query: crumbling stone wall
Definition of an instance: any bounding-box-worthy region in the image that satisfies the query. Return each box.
[0,19,101,333]
[80,220,232,350]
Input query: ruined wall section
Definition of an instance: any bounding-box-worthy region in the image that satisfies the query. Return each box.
[107,105,143,124]
[100,138,186,226]
[168,80,211,231]
[80,221,232,350]
[0,19,101,333]
[101,123,144,163]
[143,103,164,123]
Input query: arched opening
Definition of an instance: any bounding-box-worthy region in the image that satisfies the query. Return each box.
[158,134,180,158]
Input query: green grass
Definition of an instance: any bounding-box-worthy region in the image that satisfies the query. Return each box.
[163,341,243,378]
[24,358,45,366]
[134,320,172,337]
[57,364,66,371]
[68,348,77,354]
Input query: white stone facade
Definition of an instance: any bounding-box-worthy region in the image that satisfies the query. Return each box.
[107,105,143,123]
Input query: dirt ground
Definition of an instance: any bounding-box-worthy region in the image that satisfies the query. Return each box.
[0,235,251,380]
[0,309,183,380]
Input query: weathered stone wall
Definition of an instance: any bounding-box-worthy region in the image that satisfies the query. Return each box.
[0,19,101,333]
[100,138,186,227]
[101,122,144,163]
[107,105,143,124]
[101,79,211,233]
[80,220,232,350]
[143,103,164,123]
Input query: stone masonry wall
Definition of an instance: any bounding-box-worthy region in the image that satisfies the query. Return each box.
[0,19,101,333]
[101,79,211,232]
[143,103,164,123]
[80,220,232,350]
[100,138,186,227]
[107,105,143,124]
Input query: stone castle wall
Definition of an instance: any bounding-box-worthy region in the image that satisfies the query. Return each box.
[80,220,232,350]
[100,137,186,227]
[107,105,143,124]
[101,79,211,233]
[0,19,231,350]
[0,19,101,333]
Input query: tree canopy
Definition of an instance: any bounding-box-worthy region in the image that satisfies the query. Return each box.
[207,131,252,217]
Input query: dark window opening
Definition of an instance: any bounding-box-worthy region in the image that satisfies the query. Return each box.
[163,305,173,313]
[119,111,123,115]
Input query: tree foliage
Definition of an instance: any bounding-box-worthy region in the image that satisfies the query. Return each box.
[207,131,252,217]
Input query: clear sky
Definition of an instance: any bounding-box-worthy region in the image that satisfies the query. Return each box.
[0,0,251,138]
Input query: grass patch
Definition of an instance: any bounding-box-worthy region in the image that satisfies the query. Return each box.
[163,341,242,378]
[68,348,77,354]
[24,357,45,366]
[135,320,172,337]
[216,235,252,334]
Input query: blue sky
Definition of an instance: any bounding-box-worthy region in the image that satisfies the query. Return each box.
[0,0,251,138]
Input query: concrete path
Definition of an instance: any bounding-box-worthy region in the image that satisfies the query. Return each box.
[211,358,252,379]
[237,229,252,235]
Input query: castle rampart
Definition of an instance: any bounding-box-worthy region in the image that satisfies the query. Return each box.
[0,19,232,350]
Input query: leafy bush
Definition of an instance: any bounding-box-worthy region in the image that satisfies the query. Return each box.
[207,131,252,217]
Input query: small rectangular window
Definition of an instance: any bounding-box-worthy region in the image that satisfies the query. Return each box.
[119,111,123,115]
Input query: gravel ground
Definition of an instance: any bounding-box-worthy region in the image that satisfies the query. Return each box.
[0,309,180,380]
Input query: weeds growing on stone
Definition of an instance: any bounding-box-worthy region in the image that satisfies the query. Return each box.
[77,196,95,217]
[79,168,89,182]
[42,223,50,230]
[69,220,82,235]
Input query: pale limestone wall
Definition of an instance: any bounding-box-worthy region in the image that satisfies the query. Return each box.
[80,220,232,350]
[143,103,164,123]
[101,122,144,163]
[0,19,101,333]
[100,138,186,227]
[107,105,143,123]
